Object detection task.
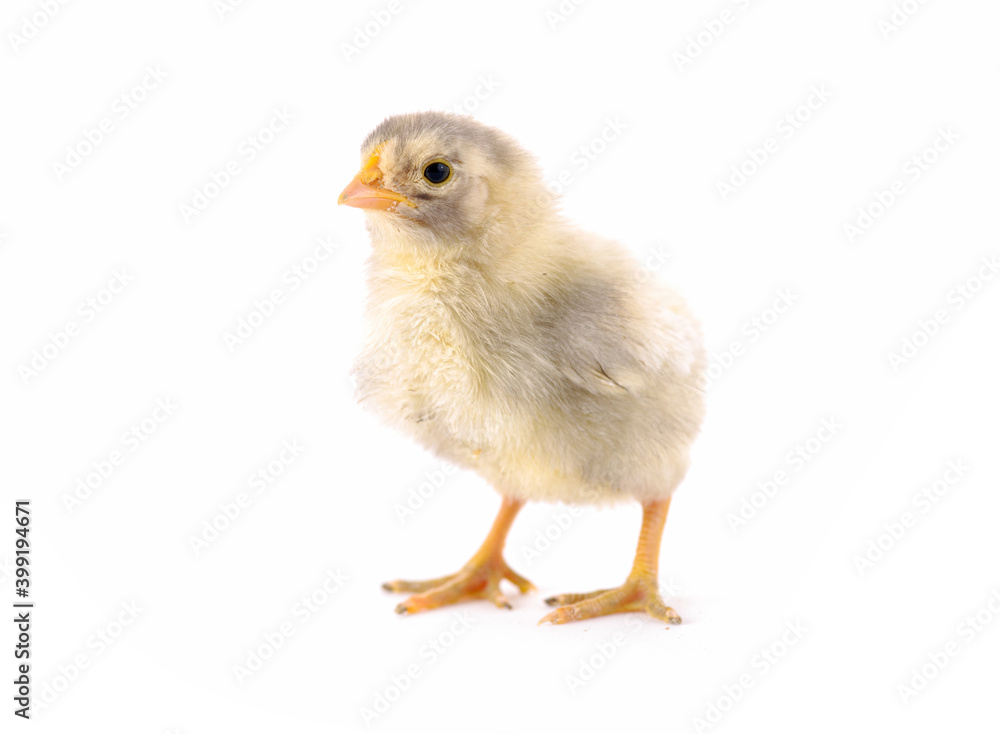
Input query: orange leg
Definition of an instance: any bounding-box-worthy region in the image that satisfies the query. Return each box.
[384,495,535,614]
[540,498,681,626]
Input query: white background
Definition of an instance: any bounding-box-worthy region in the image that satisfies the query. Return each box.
[2,0,999,732]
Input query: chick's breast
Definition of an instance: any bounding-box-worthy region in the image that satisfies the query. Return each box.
[352,234,706,506]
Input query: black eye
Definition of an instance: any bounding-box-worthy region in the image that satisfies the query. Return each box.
[423,160,452,185]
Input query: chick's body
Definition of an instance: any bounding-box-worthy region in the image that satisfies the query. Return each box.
[354,221,705,507]
[341,112,705,624]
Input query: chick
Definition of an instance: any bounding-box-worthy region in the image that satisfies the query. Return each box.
[339,112,705,625]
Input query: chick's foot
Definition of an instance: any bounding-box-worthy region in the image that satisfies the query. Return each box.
[382,495,534,615]
[385,556,534,614]
[539,498,681,626]
[540,577,681,625]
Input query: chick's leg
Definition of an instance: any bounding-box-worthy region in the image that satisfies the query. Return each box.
[540,498,681,626]
[384,496,535,614]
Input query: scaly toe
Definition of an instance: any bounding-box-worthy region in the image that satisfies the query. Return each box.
[647,598,682,625]
[383,573,458,594]
[544,589,614,607]
[539,580,681,626]
[388,560,534,616]
[504,566,537,594]
[491,591,513,610]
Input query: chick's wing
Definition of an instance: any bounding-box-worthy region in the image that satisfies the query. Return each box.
[532,260,701,398]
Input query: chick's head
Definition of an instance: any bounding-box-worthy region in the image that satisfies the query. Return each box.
[339,112,554,250]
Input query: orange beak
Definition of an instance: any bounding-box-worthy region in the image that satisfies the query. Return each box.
[337,148,415,213]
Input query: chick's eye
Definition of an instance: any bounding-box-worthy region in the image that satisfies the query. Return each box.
[423,160,452,185]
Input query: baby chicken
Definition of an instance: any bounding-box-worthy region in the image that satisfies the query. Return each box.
[339,112,705,625]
